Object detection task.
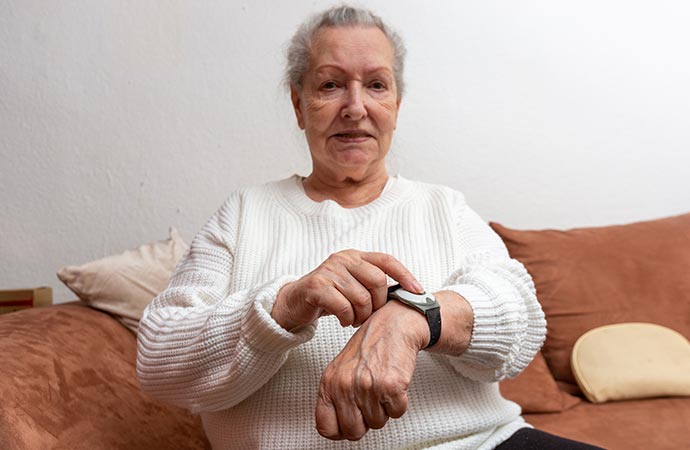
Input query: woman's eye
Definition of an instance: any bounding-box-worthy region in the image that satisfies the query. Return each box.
[321,81,338,90]
[369,81,386,91]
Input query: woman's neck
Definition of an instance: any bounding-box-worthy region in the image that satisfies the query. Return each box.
[302,168,389,208]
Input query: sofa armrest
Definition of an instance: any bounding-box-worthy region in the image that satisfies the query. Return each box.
[0,303,209,450]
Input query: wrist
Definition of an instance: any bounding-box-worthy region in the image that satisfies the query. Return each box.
[386,285,441,350]
[272,282,302,331]
[376,300,430,351]
[430,290,474,356]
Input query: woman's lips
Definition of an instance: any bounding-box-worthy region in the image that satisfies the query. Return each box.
[333,131,372,143]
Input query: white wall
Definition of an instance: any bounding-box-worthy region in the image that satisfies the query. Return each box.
[2,0,689,303]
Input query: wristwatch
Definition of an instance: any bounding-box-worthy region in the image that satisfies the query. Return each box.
[387,284,441,349]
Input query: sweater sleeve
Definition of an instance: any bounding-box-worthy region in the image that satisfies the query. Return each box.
[136,194,315,413]
[439,191,546,382]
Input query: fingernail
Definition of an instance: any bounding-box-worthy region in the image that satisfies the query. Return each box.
[413,280,424,293]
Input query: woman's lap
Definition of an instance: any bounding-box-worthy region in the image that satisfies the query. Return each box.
[495,428,606,450]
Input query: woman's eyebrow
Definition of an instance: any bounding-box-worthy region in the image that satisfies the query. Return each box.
[364,67,394,77]
[314,65,393,77]
[313,65,345,76]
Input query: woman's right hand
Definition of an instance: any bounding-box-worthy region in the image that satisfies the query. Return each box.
[271,250,423,330]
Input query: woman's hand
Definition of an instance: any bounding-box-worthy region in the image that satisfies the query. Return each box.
[314,300,428,441]
[271,250,422,330]
[315,290,474,441]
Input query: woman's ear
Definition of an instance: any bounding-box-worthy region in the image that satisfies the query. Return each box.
[394,97,402,130]
[290,85,305,130]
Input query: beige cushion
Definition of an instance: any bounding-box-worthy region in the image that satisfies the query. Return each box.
[571,323,690,403]
[57,227,188,333]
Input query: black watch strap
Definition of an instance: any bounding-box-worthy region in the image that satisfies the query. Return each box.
[425,306,442,348]
[387,284,442,350]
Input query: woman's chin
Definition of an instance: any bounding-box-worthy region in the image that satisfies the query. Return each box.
[331,161,382,181]
[332,147,381,167]
[311,146,387,180]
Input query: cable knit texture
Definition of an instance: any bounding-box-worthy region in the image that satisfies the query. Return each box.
[137,175,546,450]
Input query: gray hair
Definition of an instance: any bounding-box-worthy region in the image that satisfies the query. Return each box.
[285,5,407,98]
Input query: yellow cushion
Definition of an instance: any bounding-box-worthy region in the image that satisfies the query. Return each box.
[571,323,690,403]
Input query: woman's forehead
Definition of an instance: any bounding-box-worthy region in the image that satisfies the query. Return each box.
[309,26,395,70]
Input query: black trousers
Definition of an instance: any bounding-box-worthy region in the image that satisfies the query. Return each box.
[495,428,606,450]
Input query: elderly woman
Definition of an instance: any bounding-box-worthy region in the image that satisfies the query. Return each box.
[137,6,601,450]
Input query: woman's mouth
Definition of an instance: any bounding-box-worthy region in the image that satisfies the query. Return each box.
[333,131,372,142]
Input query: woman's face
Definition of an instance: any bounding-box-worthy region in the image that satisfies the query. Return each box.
[291,26,401,181]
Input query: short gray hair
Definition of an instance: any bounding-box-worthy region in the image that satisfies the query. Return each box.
[285,5,407,98]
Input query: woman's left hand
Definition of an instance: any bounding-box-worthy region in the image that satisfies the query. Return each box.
[314,300,428,441]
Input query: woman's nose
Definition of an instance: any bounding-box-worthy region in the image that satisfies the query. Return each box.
[341,83,367,121]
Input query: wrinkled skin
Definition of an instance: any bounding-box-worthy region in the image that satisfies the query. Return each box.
[272,250,423,331]
[315,300,426,441]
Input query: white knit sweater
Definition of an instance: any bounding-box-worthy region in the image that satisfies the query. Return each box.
[137,175,546,450]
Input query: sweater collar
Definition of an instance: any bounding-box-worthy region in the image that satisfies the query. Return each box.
[274,174,410,217]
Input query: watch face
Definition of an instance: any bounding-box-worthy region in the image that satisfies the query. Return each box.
[420,296,437,306]
[387,286,439,311]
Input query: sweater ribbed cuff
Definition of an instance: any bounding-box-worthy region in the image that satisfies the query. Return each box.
[243,275,316,354]
[441,284,523,379]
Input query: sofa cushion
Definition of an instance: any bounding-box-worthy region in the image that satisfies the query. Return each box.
[0,303,209,450]
[571,323,690,403]
[490,212,690,386]
[57,227,188,334]
[524,396,690,450]
[499,352,580,413]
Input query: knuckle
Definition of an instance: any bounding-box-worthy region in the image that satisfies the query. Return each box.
[335,376,353,395]
[350,290,371,307]
[340,249,363,265]
[380,375,406,397]
[389,405,406,418]
[323,360,339,376]
[303,275,324,290]
[372,272,388,288]
[317,391,330,406]
[320,365,337,385]
[344,430,365,441]
[330,251,349,264]
[383,392,408,418]
[378,252,393,265]
[342,422,367,442]
[356,371,374,392]
[335,303,353,320]
[316,424,342,440]
[368,416,388,430]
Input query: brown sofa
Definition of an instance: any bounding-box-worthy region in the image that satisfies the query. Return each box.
[0,303,210,450]
[1,212,689,449]
[494,212,690,449]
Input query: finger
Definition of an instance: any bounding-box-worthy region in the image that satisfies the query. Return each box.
[315,391,344,440]
[333,397,368,441]
[360,398,389,430]
[315,286,356,327]
[345,260,389,312]
[381,391,409,419]
[361,252,423,294]
[331,272,373,327]
[351,362,389,429]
